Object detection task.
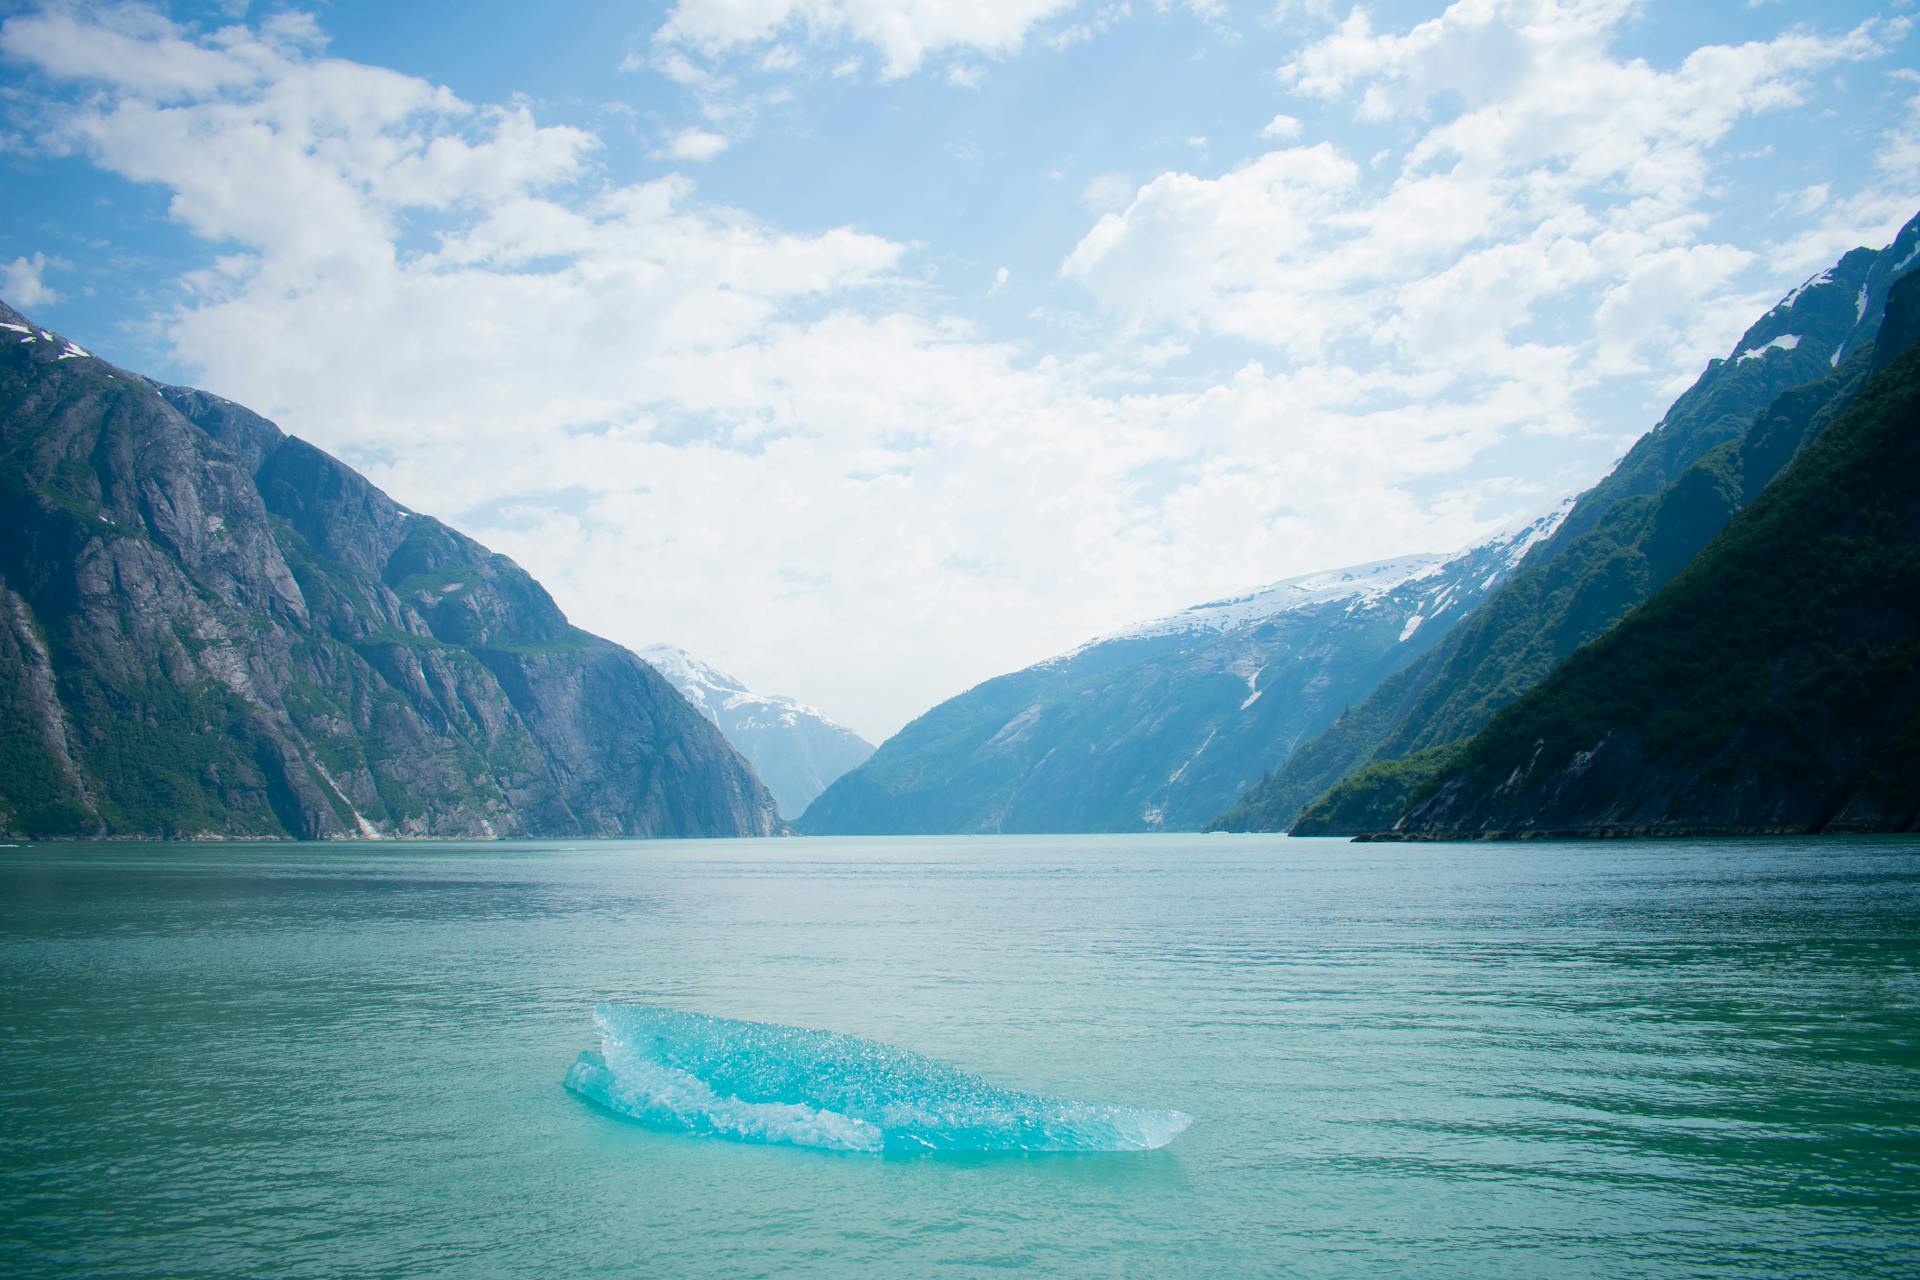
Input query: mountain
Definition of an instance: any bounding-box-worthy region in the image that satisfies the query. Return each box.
[0,300,778,840]
[637,644,873,819]
[797,507,1569,835]
[1213,212,1920,834]
[1366,273,1920,839]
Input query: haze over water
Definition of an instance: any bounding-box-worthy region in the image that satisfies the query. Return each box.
[3,835,1917,1277]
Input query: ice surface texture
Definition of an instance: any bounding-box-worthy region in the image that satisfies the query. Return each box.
[564,1004,1192,1153]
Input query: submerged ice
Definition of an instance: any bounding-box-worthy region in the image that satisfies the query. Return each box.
[563,1004,1192,1154]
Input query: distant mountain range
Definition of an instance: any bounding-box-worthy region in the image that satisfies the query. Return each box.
[1227,210,1920,839]
[8,206,1916,844]
[0,300,777,840]
[639,644,873,819]
[798,506,1569,835]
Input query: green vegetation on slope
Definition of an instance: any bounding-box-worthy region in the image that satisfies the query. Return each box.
[1276,349,1876,834]
[1394,285,1920,836]
[1211,222,1917,833]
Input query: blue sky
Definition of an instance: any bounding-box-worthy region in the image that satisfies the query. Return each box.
[2,0,1916,739]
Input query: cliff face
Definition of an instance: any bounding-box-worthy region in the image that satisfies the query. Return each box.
[0,300,778,839]
[1376,277,1920,841]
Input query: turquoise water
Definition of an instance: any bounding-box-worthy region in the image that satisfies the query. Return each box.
[2,835,1917,1277]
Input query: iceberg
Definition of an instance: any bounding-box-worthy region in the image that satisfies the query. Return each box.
[563,1004,1192,1154]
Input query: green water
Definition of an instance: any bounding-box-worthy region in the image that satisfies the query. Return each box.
[2,835,1917,1277]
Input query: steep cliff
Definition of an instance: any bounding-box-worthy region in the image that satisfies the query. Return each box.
[0,300,778,839]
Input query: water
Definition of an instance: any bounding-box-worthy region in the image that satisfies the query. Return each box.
[1,835,1917,1278]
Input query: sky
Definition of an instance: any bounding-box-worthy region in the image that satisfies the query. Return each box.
[1,0,1916,742]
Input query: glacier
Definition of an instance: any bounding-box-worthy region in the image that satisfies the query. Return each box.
[563,1004,1192,1154]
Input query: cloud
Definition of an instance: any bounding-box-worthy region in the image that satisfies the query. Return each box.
[1080,170,1136,214]
[1258,112,1302,140]
[5,0,1902,742]
[1767,75,1920,275]
[660,125,731,161]
[2,251,59,307]
[653,0,1079,78]
[1064,1,1903,391]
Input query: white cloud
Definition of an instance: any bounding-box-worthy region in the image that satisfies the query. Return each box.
[660,126,732,161]
[947,62,986,88]
[6,1,1904,743]
[1767,76,1920,275]
[3,3,1548,739]
[654,0,1078,78]
[1065,1,1902,392]
[2,251,58,307]
[1259,112,1302,140]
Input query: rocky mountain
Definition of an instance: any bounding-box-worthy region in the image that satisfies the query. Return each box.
[1213,212,1920,834]
[0,300,779,840]
[797,506,1568,835]
[1368,273,1920,839]
[638,644,873,819]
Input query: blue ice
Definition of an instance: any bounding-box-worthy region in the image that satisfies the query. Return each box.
[563,1004,1192,1154]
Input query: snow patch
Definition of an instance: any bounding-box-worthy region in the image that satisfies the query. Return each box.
[1776,268,1833,311]
[1736,333,1800,363]
[0,323,27,334]
[1399,614,1425,642]
[56,341,89,360]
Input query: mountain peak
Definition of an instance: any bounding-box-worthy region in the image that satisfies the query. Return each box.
[639,644,873,819]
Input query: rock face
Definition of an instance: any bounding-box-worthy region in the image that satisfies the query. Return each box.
[1219,213,1920,833]
[638,644,873,819]
[1375,275,1920,840]
[798,508,1568,835]
[0,300,778,840]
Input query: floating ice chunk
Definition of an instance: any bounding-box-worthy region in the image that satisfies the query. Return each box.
[564,1004,1192,1154]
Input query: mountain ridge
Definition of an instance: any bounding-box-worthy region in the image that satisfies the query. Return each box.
[0,298,779,840]
[1367,273,1920,839]
[798,502,1568,835]
[1212,213,1920,834]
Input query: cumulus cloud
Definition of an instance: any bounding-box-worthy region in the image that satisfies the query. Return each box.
[2,251,59,307]
[0,1,1549,737]
[1065,0,1903,390]
[3,0,1902,740]
[660,125,731,161]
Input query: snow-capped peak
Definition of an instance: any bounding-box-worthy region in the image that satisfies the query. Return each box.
[639,643,852,734]
[1044,496,1576,665]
